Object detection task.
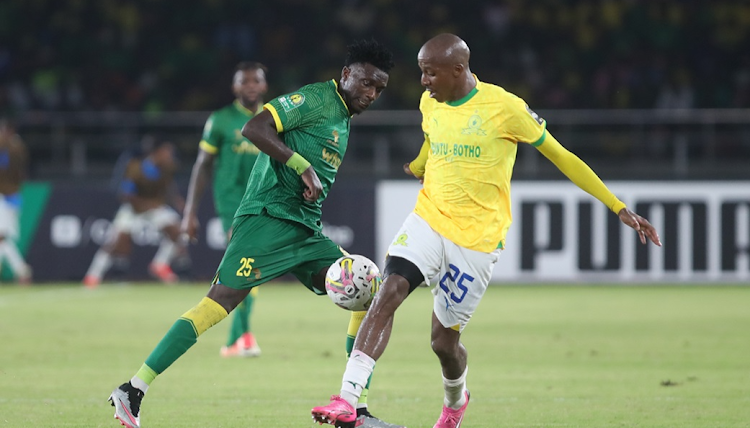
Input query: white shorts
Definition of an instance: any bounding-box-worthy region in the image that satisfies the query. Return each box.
[0,194,20,240]
[111,203,180,234]
[387,212,501,332]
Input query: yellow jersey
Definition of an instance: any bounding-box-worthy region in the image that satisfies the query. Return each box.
[411,78,547,252]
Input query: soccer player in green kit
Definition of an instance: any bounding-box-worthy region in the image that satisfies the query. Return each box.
[181,61,268,358]
[109,39,404,428]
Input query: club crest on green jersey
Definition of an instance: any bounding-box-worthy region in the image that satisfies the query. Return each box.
[279,93,306,112]
[327,130,340,147]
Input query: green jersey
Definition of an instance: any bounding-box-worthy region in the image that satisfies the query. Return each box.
[199,100,262,223]
[236,79,350,232]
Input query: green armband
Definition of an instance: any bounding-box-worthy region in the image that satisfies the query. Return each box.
[285,152,311,175]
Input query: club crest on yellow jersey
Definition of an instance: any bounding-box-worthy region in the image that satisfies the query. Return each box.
[462,113,487,136]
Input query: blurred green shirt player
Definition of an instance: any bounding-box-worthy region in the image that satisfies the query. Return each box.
[199,98,262,231]
[109,40,404,428]
[181,62,268,358]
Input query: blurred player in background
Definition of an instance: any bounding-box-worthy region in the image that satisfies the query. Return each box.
[108,39,404,428]
[313,33,662,428]
[182,61,269,358]
[0,118,32,284]
[83,137,186,287]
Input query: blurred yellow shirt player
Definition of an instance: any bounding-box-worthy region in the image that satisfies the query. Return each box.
[409,77,625,253]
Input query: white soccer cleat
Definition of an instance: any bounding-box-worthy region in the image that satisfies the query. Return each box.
[108,382,144,428]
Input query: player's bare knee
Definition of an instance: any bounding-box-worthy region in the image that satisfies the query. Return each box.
[430,335,457,359]
[372,276,409,312]
[206,282,250,313]
[430,322,461,357]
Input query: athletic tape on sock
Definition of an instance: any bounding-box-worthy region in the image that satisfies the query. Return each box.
[181,297,228,336]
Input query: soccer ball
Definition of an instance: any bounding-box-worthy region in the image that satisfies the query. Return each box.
[324,254,382,311]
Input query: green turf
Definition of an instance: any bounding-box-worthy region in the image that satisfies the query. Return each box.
[1,283,748,427]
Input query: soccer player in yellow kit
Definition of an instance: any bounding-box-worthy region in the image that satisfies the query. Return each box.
[313,33,662,428]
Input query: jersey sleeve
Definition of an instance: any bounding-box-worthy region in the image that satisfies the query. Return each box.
[264,86,325,133]
[419,91,433,134]
[536,132,626,214]
[502,94,547,146]
[199,113,221,154]
[409,138,430,178]
[409,92,436,177]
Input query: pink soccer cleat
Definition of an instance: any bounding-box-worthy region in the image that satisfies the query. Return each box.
[220,333,261,358]
[83,275,101,289]
[311,395,357,426]
[148,263,178,284]
[433,390,470,428]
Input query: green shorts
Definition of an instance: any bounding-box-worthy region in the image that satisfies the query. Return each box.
[214,212,345,294]
[219,212,234,235]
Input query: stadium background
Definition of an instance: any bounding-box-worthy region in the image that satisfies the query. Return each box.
[2,0,749,283]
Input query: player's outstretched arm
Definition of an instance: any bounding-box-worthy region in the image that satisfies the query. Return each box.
[242,109,323,201]
[618,207,662,246]
[536,131,661,246]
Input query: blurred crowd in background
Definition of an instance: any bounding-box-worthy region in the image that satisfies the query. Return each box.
[2,0,750,115]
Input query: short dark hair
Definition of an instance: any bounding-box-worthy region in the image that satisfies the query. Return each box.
[344,39,395,73]
[236,61,268,74]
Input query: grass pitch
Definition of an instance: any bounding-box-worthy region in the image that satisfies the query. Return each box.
[0,283,748,427]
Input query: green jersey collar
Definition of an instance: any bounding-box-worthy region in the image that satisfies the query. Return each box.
[234,99,263,117]
[332,79,351,115]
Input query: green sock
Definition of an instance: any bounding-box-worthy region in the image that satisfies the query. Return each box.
[359,386,370,408]
[133,364,158,391]
[144,318,198,374]
[138,297,228,384]
[346,334,355,357]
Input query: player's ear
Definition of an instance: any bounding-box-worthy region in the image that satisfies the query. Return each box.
[453,63,464,77]
[341,66,351,82]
